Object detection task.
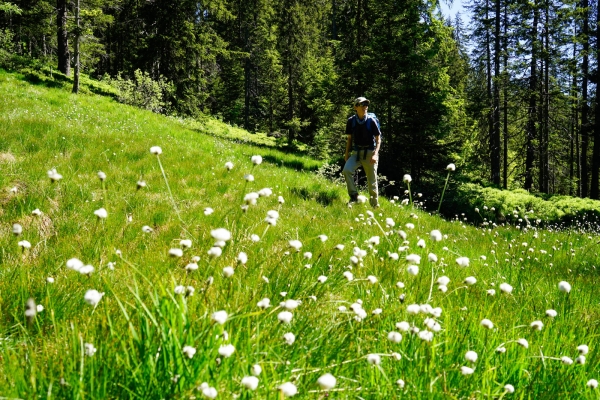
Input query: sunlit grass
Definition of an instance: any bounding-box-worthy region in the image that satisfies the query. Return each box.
[1,69,600,398]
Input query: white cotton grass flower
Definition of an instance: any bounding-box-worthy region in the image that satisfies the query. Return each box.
[396,321,410,332]
[180,239,192,249]
[456,257,470,267]
[46,277,55,283]
[406,254,421,264]
[202,387,218,399]
[94,208,108,219]
[407,265,419,276]
[417,239,426,248]
[561,356,573,365]
[79,265,95,275]
[182,345,196,358]
[278,311,293,323]
[558,281,572,293]
[388,252,399,260]
[278,382,297,397]
[367,354,381,365]
[407,304,420,315]
[225,161,234,170]
[211,228,231,242]
[428,253,438,263]
[318,234,328,242]
[516,338,529,348]
[317,373,337,390]
[546,309,557,318]
[168,248,183,258]
[283,299,299,310]
[67,258,84,271]
[343,271,354,281]
[237,252,248,265]
[244,174,254,182]
[84,290,103,306]
[251,364,262,376]
[257,298,271,309]
[149,146,162,155]
[47,168,63,182]
[437,276,450,286]
[387,331,403,343]
[142,225,153,233]
[487,289,496,296]
[251,155,263,165]
[464,276,477,285]
[283,332,296,345]
[480,319,494,329]
[244,192,259,205]
[530,320,543,331]
[587,379,598,389]
[403,174,412,183]
[212,311,228,325]
[446,163,456,171]
[32,209,43,216]
[367,275,378,284]
[218,344,235,358]
[241,376,259,390]
[84,343,97,357]
[461,366,474,375]
[369,236,380,245]
[405,223,415,230]
[465,351,478,363]
[418,330,434,342]
[430,230,442,242]
[185,262,199,271]
[97,171,106,181]
[18,240,31,249]
[289,240,302,251]
[258,188,273,197]
[576,355,586,364]
[499,283,513,294]
[504,384,515,393]
[317,275,327,283]
[578,344,589,355]
[372,308,382,315]
[386,218,395,227]
[223,266,235,277]
[355,194,367,204]
[36,304,44,313]
[207,247,222,258]
[204,207,214,216]
[438,285,448,293]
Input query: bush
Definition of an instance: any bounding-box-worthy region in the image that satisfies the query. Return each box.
[101,69,174,114]
[443,183,600,229]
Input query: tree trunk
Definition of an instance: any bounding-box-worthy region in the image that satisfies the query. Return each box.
[525,3,538,190]
[502,1,508,189]
[580,0,589,197]
[57,0,70,76]
[491,0,501,185]
[590,3,600,198]
[72,0,80,94]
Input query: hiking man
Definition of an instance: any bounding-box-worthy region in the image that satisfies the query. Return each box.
[343,96,381,208]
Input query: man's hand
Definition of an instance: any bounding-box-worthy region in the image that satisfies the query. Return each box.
[370,153,378,164]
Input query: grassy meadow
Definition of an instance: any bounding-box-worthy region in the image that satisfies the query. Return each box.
[1,69,600,399]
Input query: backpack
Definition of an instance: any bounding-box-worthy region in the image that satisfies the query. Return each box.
[351,112,381,147]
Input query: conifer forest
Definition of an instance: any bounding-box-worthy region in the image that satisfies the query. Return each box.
[1,0,599,198]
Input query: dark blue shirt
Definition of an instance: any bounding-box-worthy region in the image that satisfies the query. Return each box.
[345,115,381,151]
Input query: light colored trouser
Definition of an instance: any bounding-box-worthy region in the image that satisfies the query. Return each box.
[343,149,379,207]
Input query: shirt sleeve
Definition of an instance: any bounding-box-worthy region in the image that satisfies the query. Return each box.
[345,117,353,136]
[372,119,381,137]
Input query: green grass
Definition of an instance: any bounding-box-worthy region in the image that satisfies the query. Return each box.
[1,68,600,399]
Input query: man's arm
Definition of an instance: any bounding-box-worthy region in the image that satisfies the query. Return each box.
[371,134,381,164]
[345,134,352,162]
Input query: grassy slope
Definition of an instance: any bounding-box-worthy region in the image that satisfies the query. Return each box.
[1,69,600,399]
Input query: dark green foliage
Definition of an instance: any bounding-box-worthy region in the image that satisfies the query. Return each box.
[444,183,600,228]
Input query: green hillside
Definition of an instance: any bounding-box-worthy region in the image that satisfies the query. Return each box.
[1,70,600,399]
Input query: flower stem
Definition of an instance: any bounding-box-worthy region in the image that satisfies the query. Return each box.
[437,172,450,215]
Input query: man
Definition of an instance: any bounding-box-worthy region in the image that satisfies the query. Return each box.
[343,96,381,208]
